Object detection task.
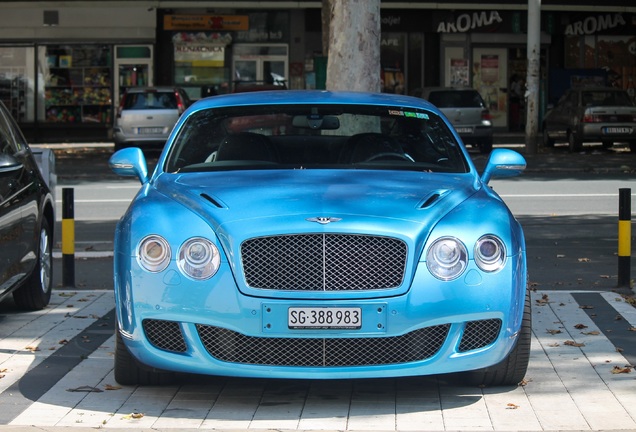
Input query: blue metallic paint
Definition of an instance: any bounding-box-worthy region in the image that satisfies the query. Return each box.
[110,90,527,380]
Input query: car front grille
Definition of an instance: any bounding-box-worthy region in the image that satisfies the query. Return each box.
[196,324,450,367]
[240,234,407,291]
[458,319,502,352]
[143,319,187,353]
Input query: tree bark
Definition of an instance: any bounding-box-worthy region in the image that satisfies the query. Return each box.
[325,0,381,92]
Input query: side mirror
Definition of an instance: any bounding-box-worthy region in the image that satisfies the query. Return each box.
[109,147,149,184]
[481,148,526,184]
[0,152,22,171]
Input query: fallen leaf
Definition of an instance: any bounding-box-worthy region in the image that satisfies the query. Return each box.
[582,331,600,335]
[610,366,632,374]
[579,305,594,310]
[556,254,565,258]
[104,384,122,391]
[547,343,560,347]
[25,346,39,352]
[629,327,636,332]
[518,378,530,386]
[122,412,144,420]
[615,315,623,321]
[59,339,68,345]
[616,347,624,353]
[564,340,585,347]
[578,258,591,262]
[546,329,562,335]
[506,403,520,409]
[574,323,588,329]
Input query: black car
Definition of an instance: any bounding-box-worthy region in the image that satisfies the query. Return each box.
[0,101,55,310]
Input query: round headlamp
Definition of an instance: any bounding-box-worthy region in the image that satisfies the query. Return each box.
[137,235,171,272]
[474,235,506,272]
[177,237,220,280]
[426,237,468,281]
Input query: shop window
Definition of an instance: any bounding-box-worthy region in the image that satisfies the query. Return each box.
[42,45,112,124]
[0,46,35,123]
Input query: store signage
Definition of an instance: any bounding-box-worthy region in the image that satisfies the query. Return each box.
[164,14,248,31]
[436,11,503,33]
[564,14,626,35]
[174,44,225,67]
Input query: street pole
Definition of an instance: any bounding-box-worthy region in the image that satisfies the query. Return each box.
[525,0,541,154]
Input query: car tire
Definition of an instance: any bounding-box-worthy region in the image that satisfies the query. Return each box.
[542,127,555,147]
[115,326,176,386]
[478,139,493,154]
[13,218,53,310]
[567,131,583,152]
[461,289,531,387]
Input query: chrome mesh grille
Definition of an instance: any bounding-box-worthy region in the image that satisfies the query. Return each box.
[240,234,407,291]
[143,319,187,353]
[458,319,502,352]
[196,324,450,366]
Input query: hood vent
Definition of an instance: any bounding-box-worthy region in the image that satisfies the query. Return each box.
[201,193,226,209]
[418,190,447,209]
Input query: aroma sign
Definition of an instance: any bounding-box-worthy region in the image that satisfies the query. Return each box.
[565,14,626,35]
[437,11,503,33]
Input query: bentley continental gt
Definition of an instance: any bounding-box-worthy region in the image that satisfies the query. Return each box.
[109,90,529,387]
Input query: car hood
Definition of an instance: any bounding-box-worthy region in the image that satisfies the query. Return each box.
[154,169,479,240]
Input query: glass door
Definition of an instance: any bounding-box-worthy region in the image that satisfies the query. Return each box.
[114,45,154,104]
[232,44,288,89]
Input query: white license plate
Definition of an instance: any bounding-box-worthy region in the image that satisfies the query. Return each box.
[138,127,164,134]
[603,127,632,134]
[288,307,361,329]
[455,127,472,134]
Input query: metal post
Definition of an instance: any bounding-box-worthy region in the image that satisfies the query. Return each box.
[62,187,75,288]
[618,188,631,288]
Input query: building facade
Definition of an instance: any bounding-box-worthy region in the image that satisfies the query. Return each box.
[0,1,634,142]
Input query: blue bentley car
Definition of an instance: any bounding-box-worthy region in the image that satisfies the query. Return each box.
[110,90,529,386]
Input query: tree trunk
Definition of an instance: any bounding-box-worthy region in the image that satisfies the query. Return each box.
[325,0,381,92]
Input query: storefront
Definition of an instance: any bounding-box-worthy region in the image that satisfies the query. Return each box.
[157,10,291,100]
[1,2,634,142]
[0,4,155,142]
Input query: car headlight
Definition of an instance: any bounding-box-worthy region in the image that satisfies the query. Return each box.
[137,235,171,272]
[177,237,220,280]
[426,237,467,281]
[474,235,506,272]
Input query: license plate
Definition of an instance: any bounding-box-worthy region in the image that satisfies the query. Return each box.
[603,127,631,134]
[138,127,164,134]
[455,127,472,134]
[288,307,361,329]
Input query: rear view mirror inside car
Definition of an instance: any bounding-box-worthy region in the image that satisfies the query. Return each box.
[292,114,340,130]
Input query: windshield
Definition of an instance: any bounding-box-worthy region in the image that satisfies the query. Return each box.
[165,104,469,173]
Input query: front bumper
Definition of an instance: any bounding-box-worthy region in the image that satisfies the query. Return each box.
[114,251,526,380]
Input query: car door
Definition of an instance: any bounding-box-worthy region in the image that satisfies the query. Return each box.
[0,103,36,296]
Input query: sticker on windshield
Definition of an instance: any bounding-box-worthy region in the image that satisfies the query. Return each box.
[388,109,429,119]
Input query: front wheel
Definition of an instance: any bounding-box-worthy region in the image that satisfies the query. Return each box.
[13,218,53,310]
[461,290,532,387]
[115,326,176,386]
[568,131,583,152]
[542,127,555,148]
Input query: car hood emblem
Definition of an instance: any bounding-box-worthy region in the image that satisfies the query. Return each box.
[306,217,342,225]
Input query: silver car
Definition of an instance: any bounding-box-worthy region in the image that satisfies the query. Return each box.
[113,87,191,151]
[420,87,493,153]
[542,87,636,152]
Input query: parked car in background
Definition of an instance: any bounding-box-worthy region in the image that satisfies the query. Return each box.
[112,87,191,151]
[542,87,636,152]
[419,87,493,153]
[109,90,530,387]
[0,101,55,310]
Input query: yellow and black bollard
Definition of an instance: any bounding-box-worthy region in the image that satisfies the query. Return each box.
[618,188,631,288]
[62,187,75,288]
